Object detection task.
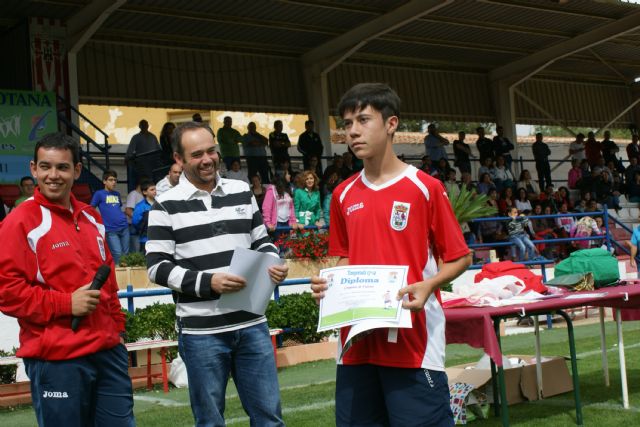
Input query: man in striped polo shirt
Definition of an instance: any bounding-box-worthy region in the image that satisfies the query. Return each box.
[145,121,289,427]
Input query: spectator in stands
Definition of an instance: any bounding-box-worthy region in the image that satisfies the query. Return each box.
[323,154,347,182]
[444,169,460,197]
[423,123,449,162]
[217,116,243,170]
[90,170,129,266]
[453,131,473,174]
[132,180,156,254]
[493,155,514,192]
[594,168,621,210]
[225,159,249,183]
[14,176,35,207]
[626,134,640,163]
[601,130,623,172]
[297,120,324,171]
[242,121,271,184]
[419,155,435,175]
[192,113,203,122]
[477,156,494,181]
[498,187,515,215]
[568,159,582,189]
[307,155,323,179]
[538,184,558,212]
[126,119,162,188]
[570,216,601,250]
[493,125,514,169]
[628,171,640,203]
[476,126,494,164]
[555,202,576,235]
[294,170,322,227]
[460,171,476,193]
[125,178,146,253]
[342,151,355,178]
[322,171,340,226]
[274,158,295,182]
[515,187,532,212]
[477,173,496,195]
[507,207,539,261]
[478,189,505,247]
[585,131,602,167]
[569,133,586,161]
[554,186,572,210]
[587,199,599,213]
[625,156,640,187]
[262,174,302,241]
[435,158,452,181]
[269,120,291,169]
[574,199,588,213]
[159,122,176,166]
[532,132,552,190]
[531,203,556,250]
[156,163,182,196]
[250,174,267,212]
[517,169,540,199]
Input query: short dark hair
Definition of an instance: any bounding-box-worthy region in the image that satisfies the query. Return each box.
[34,132,81,165]
[102,170,117,181]
[172,121,215,157]
[140,179,155,194]
[19,176,35,185]
[337,83,400,122]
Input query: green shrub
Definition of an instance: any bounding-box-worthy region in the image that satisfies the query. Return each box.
[265,293,331,344]
[125,303,177,360]
[0,348,17,384]
[119,252,147,267]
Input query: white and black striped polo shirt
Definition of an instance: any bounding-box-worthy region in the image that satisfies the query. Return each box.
[146,173,278,334]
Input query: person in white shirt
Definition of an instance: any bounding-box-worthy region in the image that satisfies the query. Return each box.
[155,163,182,196]
[569,133,586,161]
[225,159,249,183]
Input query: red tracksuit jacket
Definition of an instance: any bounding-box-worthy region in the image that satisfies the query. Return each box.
[0,188,125,360]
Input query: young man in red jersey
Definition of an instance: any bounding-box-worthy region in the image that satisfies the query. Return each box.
[0,133,134,427]
[311,83,471,426]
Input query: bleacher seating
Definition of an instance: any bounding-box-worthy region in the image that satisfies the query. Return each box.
[0,184,21,208]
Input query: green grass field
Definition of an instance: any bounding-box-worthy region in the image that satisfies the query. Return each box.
[2,320,639,426]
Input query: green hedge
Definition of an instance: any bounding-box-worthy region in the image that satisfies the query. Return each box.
[0,348,17,384]
[265,293,332,344]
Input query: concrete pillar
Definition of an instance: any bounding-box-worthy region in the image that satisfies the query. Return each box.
[490,79,518,171]
[632,83,640,133]
[303,64,333,164]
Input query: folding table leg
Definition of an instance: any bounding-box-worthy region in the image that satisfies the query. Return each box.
[556,310,583,426]
[599,307,609,387]
[494,318,509,427]
[615,309,629,409]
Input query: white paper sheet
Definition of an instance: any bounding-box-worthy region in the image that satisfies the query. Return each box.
[216,247,284,315]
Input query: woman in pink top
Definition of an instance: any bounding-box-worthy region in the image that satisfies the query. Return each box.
[262,174,303,234]
[567,159,582,189]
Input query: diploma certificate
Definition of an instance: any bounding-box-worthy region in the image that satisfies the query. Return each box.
[317,265,409,332]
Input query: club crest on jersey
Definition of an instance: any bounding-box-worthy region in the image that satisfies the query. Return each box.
[97,236,106,261]
[390,201,410,231]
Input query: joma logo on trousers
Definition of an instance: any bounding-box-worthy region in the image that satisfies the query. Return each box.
[42,391,68,398]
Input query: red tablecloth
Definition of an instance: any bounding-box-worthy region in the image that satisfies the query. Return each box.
[444,284,640,366]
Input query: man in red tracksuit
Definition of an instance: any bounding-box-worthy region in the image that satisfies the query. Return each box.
[0,133,134,426]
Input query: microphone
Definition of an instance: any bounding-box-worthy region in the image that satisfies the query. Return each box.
[71,265,111,332]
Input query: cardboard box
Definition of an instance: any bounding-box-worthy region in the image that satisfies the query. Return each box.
[446,355,573,405]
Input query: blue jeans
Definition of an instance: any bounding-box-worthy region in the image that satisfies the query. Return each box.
[24,345,134,427]
[106,227,130,266]
[510,234,536,260]
[178,322,283,427]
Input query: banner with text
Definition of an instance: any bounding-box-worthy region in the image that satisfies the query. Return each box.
[0,89,57,183]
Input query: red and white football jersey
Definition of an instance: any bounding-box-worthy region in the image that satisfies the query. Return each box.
[329,165,469,370]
